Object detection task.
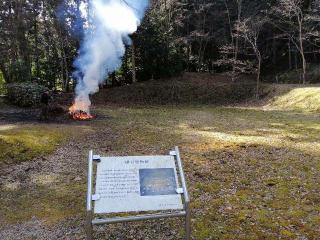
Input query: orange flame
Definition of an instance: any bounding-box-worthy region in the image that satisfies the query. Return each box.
[69,104,93,120]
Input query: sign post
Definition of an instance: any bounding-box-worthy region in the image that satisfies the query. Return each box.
[86,147,190,240]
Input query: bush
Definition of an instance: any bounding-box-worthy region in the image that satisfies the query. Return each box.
[7,82,48,107]
[277,65,320,84]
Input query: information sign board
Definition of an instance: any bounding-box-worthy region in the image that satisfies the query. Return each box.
[94,156,183,213]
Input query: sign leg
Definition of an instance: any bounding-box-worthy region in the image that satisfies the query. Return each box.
[185,203,191,240]
[86,210,93,240]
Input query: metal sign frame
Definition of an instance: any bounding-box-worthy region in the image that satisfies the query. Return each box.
[86,146,191,240]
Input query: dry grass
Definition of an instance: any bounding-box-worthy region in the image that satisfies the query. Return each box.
[264,84,320,112]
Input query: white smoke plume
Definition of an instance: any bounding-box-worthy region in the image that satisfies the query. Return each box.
[72,0,149,112]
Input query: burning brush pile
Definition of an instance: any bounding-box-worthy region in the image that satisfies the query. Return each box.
[65,0,148,122]
[69,104,94,121]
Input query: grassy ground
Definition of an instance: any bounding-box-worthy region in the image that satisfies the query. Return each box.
[98,106,320,239]
[1,104,320,239]
[0,125,66,166]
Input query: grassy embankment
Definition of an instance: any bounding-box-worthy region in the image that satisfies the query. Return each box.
[265,84,320,112]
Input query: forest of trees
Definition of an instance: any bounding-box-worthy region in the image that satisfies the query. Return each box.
[0,0,319,94]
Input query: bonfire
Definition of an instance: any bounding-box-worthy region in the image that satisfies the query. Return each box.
[69,104,94,120]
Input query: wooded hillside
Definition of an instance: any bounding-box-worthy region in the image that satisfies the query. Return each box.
[0,0,319,93]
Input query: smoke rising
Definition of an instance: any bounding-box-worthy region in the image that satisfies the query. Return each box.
[72,0,149,112]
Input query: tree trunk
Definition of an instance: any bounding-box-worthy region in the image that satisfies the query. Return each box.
[288,40,292,70]
[62,45,69,92]
[272,34,276,66]
[256,54,261,99]
[0,63,10,83]
[232,0,242,81]
[300,49,307,84]
[15,0,31,81]
[298,19,306,84]
[131,42,136,83]
[34,15,40,79]
[224,0,235,80]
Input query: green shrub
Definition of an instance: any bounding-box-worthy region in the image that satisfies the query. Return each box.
[7,82,48,107]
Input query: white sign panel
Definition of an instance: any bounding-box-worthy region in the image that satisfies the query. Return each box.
[94,156,183,214]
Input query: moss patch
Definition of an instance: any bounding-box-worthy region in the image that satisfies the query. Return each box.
[0,125,67,166]
[0,182,86,224]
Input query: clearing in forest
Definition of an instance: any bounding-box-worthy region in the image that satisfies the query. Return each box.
[0,101,320,239]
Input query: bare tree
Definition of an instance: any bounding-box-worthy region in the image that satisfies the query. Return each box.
[233,0,243,80]
[222,0,243,81]
[273,0,319,84]
[236,16,267,98]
